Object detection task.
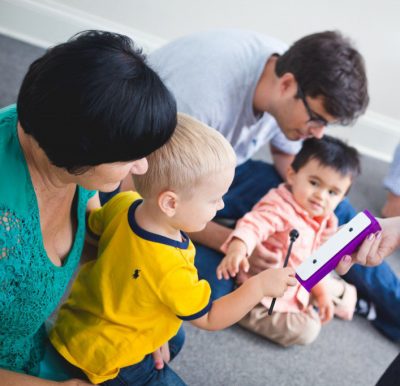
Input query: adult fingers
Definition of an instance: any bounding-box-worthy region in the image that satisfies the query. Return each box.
[335,254,353,275]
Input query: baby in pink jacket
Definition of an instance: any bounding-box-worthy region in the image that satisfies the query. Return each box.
[217,135,360,347]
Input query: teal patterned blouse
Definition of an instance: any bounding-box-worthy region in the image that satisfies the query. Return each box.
[0,105,95,375]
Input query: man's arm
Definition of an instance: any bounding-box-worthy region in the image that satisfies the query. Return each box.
[270,144,295,180]
[188,221,232,251]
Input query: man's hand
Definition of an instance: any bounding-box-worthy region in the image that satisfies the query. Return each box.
[336,217,400,275]
[248,241,283,275]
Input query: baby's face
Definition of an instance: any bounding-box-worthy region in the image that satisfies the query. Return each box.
[287,159,352,218]
[173,166,235,233]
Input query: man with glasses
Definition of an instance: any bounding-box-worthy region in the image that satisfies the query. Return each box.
[297,86,329,129]
[146,29,400,342]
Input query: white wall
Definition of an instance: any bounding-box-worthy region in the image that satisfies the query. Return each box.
[1,0,400,160]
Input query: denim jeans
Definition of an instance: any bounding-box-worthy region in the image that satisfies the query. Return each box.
[102,327,186,386]
[39,336,87,381]
[342,262,400,341]
[194,159,400,341]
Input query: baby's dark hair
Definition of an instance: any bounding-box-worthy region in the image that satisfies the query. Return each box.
[291,135,361,179]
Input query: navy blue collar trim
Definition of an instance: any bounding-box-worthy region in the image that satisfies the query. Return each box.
[128,199,190,249]
[177,299,213,321]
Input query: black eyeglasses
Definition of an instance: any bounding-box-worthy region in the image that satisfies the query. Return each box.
[297,86,328,129]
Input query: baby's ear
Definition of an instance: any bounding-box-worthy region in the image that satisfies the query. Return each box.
[158,191,178,217]
[286,166,296,184]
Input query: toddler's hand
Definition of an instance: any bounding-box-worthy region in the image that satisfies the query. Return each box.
[216,252,249,280]
[217,238,249,280]
[258,266,297,298]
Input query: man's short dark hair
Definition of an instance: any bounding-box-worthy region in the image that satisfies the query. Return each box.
[275,31,368,125]
[17,30,177,174]
[291,135,361,180]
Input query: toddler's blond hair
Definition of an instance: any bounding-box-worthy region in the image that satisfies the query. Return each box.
[133,113,236,198]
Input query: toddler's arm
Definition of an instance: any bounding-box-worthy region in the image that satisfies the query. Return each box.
[219,191,290,277]
[190,266,297,331]
[216,238,249,280]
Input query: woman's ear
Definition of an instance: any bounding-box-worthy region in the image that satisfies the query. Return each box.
[158,191,178,217]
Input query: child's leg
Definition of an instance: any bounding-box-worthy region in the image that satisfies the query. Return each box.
[101,354,187,386]
[102,329,186,386]
[238,304,321,347]
[342,261,400,341]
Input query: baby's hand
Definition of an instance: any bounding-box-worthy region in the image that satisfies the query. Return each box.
[217,238,248,280]
[258,267,297,298]
[216,252,249,280]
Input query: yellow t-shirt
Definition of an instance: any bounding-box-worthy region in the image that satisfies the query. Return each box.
[50,192,211,384]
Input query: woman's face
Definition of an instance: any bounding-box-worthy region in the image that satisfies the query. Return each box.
[73,158,148,192]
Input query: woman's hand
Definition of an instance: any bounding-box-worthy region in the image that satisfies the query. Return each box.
[336,217,400,275]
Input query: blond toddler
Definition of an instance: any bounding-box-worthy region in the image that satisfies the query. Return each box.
[50,114,297,385]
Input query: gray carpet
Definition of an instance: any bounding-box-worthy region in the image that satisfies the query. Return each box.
[1,33,399,386]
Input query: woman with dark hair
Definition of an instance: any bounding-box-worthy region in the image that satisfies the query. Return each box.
[0,30,176,385]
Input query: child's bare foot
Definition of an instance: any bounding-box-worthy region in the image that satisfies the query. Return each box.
[326,276,357,320]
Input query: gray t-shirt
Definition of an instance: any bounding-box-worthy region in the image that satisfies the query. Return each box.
[149,29,302,165]
[384,143,400,195]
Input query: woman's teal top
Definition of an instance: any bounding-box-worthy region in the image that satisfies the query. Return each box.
[0,105,95,375]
